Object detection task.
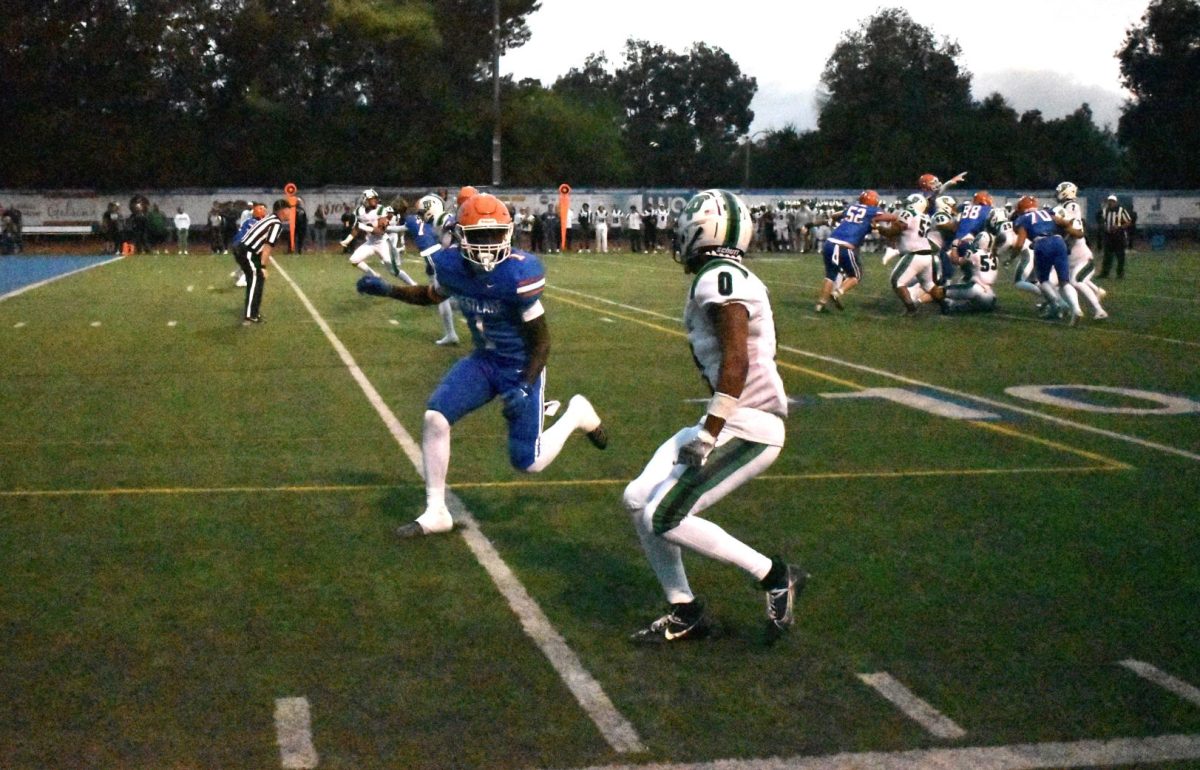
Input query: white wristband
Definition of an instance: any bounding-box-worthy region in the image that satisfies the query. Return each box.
[707,391,739,421]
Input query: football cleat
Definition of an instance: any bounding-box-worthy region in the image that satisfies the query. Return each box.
[568,395,607,450]
[830,291,844,311]
[397,505,454,538]
[630,598,712,644]
[434,334,460,346]
[764,561,807,643]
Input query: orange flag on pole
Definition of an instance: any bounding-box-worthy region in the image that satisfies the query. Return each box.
[283,182,298,251]
[558,184,571,252]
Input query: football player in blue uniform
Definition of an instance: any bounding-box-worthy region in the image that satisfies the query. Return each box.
[1011,195,1083,325]
[814,190,896,313]
[358,193,608,537]
[948,191,994,282]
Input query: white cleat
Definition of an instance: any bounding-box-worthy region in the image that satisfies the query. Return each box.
[1093,310,1109,321]
[435,335,460,346]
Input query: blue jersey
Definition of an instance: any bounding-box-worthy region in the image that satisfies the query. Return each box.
[954,204,992,241]
[233,216,260,244]
[829,204,882,247]
[1015,208,1062,241]
[404,214,443,274]
[429,248,546,367]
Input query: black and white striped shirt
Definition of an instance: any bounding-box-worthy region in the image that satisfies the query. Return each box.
[239,214,283,254]
[1104,206,1132,233]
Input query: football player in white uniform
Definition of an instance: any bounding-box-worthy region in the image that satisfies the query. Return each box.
[882,193,946,315]
[990,206,1043,307]
[926,195,958,284]
[942,226,1000,313]
[624,189,804,645]
[1053,181,1108,320]
[347,190,418,285]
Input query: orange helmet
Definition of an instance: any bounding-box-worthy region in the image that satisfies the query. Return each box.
[918,173,941,192]
[455,193,514,271]
[456,185,480,206]
[859,189,880,207]
[1016,195,1039,213]
[972,191,993,206]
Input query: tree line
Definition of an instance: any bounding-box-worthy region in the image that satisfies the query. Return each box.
[2,1,1196,191]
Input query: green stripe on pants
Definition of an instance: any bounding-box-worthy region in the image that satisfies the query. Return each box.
[652,438,768,535]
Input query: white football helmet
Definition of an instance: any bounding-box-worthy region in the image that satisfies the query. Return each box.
[417,194,445,223]
[1055,181,1078,202]
[986,206,1010,233]
[904,193,927,215]
[673,189,753,273]
[934,195,956,214]
[361,188,379,203]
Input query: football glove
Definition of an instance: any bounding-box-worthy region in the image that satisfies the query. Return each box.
[357,275,391,296]
[677,428,716,469]
[501,385,531,421]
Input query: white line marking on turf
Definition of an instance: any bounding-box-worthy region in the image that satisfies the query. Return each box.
[272,260,645,755]
[548,285,1200,463]
[1120,660,1200,707]
[273,697,319,769]
[858,672,967,740]
[553,733,1200,770]
[14,321,25,328]
[90,321,101,327]
[0,255,123,302]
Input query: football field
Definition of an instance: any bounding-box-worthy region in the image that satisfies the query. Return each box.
[1,246,1198,769]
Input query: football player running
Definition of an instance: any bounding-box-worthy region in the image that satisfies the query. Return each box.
[357,192,608,538]
[1053,181,1108,320]
[1012,195,1084,325]
[403,192,461,345]
[814,190,896,313]
[624,189,805,645]
[346,189,418,286]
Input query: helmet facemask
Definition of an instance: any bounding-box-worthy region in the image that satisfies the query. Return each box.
[457,221,514,271]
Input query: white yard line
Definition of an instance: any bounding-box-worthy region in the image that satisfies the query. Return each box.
[548,285,1200,463]
[857,672,967,740]
[554,733,1200,770]
[272,260,645,754]
[273,697,319,769]
[1119,660,1200,708]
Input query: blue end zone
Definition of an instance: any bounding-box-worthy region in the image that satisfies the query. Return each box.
[0,255,119,297]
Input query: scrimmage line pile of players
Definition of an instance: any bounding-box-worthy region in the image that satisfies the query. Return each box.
[335,174,1109,336]
[812,173,1108,324]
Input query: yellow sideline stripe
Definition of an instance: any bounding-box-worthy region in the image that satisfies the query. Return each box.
[548,289,1134,470]
[969,420,1134,470]
[0,464,1130,498]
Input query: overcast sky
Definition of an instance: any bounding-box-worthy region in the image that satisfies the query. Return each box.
[501,0,1149,133]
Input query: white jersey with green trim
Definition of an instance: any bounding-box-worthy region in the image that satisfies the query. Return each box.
[898,208,933,253]
[684,258,787,447]
[1055,200,1093,264]
[356,204,386,244]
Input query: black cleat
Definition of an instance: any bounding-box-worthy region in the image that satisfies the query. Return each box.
[764,562,808,644]
[586,424,608,450]
[630,598,712,644]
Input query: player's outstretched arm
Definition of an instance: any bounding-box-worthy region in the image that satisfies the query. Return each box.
[356,275,444,305]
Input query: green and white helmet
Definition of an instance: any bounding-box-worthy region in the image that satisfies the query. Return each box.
[1055,181,1078,202]
[674,189,753,273]
[417,193,444,223]
[904,192,928,215]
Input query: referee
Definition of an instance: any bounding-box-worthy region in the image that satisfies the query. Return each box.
[1099,194,1132,279]
[234,200,284,324]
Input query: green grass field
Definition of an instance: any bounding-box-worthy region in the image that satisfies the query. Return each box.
[2,244,1198,769]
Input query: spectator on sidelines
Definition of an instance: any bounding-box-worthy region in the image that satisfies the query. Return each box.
[208,203,226,254]
[102,202,122,255]
[311,206,327,252]
[595,204,609,253]
[174,207,191,254]
[294,200,308,254]
[643,207,657,252]
[148,204,169,253]
[627,206,643,253]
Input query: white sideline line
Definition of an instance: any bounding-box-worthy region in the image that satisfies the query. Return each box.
[548,285,1200,463]
[273,697,318,769]
[858,672,967,740]
[1120,660,1200,707]
[555,733,1200,770]
[272,260,645,754]
[0,255,123,302]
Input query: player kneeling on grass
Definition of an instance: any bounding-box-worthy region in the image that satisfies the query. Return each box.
[624,189,806,645]
[357,192,608,538]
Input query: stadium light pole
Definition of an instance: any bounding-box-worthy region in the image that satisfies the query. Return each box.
[491,0,502,187]
[743,130,769,189]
